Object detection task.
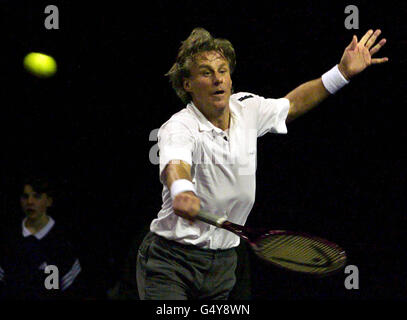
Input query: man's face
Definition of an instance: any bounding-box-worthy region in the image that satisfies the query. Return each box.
[183,51,232,116]
[20,184,52,219]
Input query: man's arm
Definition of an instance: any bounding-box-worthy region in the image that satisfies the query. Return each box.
[164,160,200,221]
[165,160,192,188]
[285,29,388,123]
[285,78,330,122]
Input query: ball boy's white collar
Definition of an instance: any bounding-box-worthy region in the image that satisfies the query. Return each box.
[22,216,55,240]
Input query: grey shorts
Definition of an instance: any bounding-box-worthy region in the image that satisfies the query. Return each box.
[136,232,237,300]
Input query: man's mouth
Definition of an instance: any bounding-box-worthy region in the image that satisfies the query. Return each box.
[213,90,225,96]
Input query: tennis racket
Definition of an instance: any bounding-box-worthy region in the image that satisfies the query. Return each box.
[197,210,347,276]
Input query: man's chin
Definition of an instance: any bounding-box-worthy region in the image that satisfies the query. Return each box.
[212,97,230,110]
[25,210,39,219]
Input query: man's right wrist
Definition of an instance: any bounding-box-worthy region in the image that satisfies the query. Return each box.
[170,179,196,199]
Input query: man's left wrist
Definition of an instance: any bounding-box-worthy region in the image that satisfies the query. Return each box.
[321,64,350,95]
[338,64,351,81]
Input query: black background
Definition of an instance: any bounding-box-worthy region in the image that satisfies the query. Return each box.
[0,0,406,301]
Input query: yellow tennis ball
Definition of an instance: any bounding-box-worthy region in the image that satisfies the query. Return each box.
[23,52,57,78]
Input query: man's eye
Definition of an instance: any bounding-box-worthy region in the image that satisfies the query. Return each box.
[21,194,28,200]
[34,193,42,199]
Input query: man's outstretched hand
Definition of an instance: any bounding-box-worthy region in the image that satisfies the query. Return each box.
[338,29,389,80]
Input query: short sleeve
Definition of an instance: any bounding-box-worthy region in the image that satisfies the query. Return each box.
[256,96,290,137]
[0,266,4,282]
[50,234,82,292]
[158,120,196,183]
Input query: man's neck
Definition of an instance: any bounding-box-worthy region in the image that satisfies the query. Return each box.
[197,105,231,131]
[211,110,230,131]
[25,215,49,234]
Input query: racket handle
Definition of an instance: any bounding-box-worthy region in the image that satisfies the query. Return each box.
[196,210,227,227]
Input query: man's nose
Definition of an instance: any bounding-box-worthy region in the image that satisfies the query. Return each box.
[26,196,35,204]
[213,72,223,85]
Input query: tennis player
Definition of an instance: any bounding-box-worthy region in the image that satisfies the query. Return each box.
[136,28,388,300]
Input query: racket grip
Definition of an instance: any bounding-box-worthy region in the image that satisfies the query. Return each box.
[196,210,227,227]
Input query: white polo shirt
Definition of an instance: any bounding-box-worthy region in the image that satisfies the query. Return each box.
[150,92,290,249]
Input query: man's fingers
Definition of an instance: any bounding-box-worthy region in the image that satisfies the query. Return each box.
[173,192,200,221]
[365,29,382,49]
[370,38,387,56]
[348,35,358,50]
[371,57,389,64]
[359,29,374,46]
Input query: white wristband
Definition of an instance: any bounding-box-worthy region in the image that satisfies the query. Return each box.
[321,65,350,94]
[170,179,196,199]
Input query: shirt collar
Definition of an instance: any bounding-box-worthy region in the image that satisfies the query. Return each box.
[187,101,238,133]
[22,216,55,240]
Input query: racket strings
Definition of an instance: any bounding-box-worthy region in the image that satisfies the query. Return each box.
[256,235,346,274]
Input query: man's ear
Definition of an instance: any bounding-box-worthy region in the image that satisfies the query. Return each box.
[183,78,191,93]
[46,196,53,208]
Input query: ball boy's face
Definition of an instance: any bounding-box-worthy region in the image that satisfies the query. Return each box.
[183,51,233,116]
[20,184,52,219]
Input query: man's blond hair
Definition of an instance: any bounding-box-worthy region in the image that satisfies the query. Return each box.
[166,28,236,104]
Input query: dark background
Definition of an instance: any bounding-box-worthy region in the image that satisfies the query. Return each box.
[0,0,406,300]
